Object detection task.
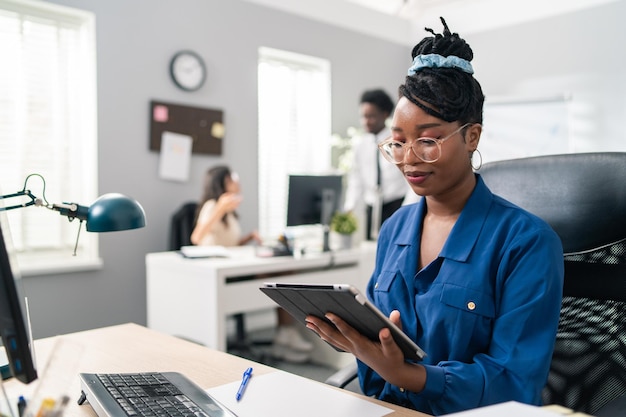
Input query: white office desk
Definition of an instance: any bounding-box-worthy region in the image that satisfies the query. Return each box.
[146,243,376,366]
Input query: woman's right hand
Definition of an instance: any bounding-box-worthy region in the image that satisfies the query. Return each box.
[216,192,242,212]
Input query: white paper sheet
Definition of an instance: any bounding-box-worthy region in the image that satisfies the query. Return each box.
[206,370,393,417]
[180,245,230,258]
[445,401,563,416]
[158,131,192,182]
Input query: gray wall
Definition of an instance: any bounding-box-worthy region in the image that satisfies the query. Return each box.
[22,0,408,339]
[22,0,626,339]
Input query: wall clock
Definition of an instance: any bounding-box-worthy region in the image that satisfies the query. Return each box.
[169,50,207,92]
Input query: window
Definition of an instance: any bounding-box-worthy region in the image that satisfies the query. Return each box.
[257,47,332,239]
[0,0,98,274]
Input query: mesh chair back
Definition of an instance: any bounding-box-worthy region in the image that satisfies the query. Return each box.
[480,152,626,415]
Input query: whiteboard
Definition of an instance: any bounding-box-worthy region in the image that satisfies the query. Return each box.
[480,97,570,164]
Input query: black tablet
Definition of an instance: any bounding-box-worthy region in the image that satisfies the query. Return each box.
[259,282,426,361]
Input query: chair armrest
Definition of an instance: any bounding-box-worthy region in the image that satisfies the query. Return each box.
[324,361,358,389]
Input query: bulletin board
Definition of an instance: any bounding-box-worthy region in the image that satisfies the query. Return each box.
[149,100,224,155]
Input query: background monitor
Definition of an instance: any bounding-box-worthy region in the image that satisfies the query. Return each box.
[286,174,343,251]
[0,220,38,384]
[286,174,343,227]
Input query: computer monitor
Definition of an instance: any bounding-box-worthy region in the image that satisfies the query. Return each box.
[0,221,38,384]
[286,174,343,251]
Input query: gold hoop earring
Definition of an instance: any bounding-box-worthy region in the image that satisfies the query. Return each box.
[471,149,483,170]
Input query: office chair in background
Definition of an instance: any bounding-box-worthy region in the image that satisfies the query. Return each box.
[168,202,198,251]
[326,152,626,416]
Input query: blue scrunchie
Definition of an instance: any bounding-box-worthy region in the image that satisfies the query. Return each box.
[407,54,474,76]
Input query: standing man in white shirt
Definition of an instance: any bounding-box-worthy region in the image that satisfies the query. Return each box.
[344,89,409,240]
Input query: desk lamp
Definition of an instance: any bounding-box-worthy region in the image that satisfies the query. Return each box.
[0,174,146,253]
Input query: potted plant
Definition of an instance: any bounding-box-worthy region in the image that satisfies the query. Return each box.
[330,211,358,249]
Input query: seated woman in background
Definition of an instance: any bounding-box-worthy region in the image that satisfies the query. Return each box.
[191,165,314,363]
[190,165,259,247]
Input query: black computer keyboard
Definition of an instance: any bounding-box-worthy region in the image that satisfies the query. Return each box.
[78,372,236,417]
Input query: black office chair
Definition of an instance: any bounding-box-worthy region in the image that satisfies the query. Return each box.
[325,153,626,416]
[168,202,198,251]
[480,152,626,416]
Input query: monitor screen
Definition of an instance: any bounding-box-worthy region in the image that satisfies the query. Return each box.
[286,174,343,228]
[0,220,38,383]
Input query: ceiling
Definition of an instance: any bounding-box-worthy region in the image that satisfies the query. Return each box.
[243,0,619,45]
[345,0,617,30]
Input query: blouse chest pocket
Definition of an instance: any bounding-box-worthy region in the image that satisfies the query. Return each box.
[371,270,398,311]
[440,283,495,319]
[373,270,396,293]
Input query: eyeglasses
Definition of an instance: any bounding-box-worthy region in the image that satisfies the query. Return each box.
[378,123,473,164]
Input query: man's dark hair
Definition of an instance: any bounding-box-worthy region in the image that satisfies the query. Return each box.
[360,89,395,115]
[399,17,484,124]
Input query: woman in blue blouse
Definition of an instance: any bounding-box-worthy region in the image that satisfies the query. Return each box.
[306,18,564,415]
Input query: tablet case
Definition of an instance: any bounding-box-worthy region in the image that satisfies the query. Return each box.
[259,283,426,361]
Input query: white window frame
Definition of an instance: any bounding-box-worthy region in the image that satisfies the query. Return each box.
[0,0,99,275]
[257,47,332,241]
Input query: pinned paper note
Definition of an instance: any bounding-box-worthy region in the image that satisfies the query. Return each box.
[153,105,169,122]
[211,122,225,139]
[158,131,192,182]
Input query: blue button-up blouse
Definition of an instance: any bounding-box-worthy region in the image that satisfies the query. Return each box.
[357,175,564,415]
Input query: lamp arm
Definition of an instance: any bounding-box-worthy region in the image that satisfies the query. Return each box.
[49,202,89,222]
[0,190,41,212]
[0,189,89,227]
[47,202,87,256]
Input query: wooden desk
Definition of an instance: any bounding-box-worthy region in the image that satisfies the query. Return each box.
[1,323,428,417]
[146,244,376,367]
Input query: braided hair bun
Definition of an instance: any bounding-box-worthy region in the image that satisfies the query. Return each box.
[399,17,484,124]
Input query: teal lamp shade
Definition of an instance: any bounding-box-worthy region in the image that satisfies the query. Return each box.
[86,193,146,232]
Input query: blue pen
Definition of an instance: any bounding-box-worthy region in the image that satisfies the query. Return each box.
[236,367,253,401]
